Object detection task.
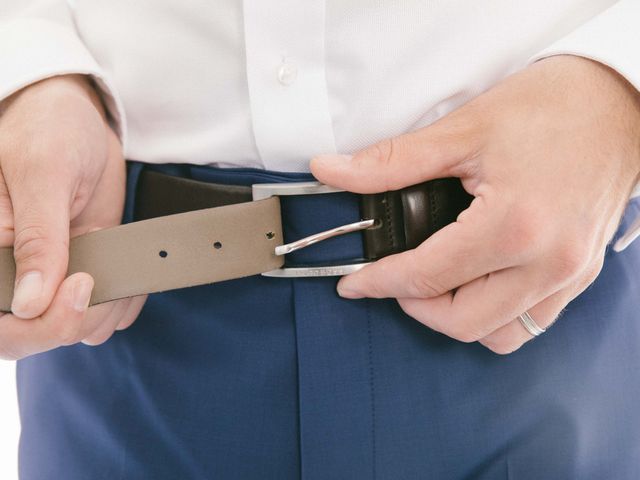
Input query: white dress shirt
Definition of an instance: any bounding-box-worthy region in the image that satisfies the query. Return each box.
[1,0,639,250]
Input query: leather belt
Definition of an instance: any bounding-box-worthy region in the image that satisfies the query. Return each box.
[0,170,472,311]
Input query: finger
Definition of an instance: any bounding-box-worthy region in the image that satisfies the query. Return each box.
[337,197,522,300]
[397,264,561,343]
[81,294,146,346]
[70,128,125,234]
[115,295,147,331]
[0,272,93,360]
[6,162,74,319]
[80,299,127,346]
[310,114,481,194]
[479,260,603,354]
[478,289,568,355]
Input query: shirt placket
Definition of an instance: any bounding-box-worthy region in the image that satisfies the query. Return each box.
[242,0,336,171]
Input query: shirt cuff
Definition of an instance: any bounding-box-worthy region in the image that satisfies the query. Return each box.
[0,17,126,144]
[528,0,640,93]
[527,0,640,252]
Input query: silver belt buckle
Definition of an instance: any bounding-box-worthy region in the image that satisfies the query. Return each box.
[252,181,374,277]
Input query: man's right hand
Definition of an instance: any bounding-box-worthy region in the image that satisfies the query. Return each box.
[0,75,146,360]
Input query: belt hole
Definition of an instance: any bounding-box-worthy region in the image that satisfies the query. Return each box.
[159,250,168,258]
[213,241,222,250]
[368,218,383,229]
[266,231,275,240]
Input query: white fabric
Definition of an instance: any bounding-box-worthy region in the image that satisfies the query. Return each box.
[0,0,639,248]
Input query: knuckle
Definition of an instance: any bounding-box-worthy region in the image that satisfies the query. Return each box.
[498,207,545,259]
[408,269,446,298]
[361,279,385,299]
[570,258,604,298]
[550,242,590,281]
[584,257,605,285]
[374,138,395,166]
[13,224,67,265]
[442,316,485,343]
[362,138,403,190]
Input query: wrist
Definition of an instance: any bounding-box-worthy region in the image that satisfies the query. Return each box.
[554,55,640,191]
[569,56,640,158]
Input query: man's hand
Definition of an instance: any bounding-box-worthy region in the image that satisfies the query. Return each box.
[312,56,640,354]
[0,75,146,360]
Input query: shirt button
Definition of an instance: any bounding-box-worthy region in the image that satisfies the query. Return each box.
[277,62,298,86]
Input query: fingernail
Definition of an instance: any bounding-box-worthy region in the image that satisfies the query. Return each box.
[312,154,353,167]
[11,271,44,317]
[72,278,93,312]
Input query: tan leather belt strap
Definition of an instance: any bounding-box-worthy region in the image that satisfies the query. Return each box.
[0,197,284,311]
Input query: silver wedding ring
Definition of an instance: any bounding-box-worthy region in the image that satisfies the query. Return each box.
[517,311,546,337]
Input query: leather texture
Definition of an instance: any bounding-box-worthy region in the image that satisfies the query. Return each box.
[361,178,473,259]
[360,189,406,259]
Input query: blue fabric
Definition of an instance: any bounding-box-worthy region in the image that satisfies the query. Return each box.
[17,162,640,479]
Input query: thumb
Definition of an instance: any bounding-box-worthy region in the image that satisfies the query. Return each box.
[310,120,479,194]
[10,176,71,319]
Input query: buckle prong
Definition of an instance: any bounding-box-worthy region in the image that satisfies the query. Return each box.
[275,219,375,256]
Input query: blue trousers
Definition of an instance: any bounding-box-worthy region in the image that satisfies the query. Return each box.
[17,162,640,479]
